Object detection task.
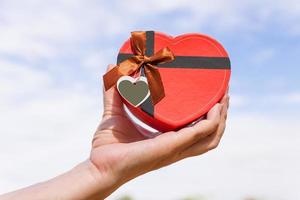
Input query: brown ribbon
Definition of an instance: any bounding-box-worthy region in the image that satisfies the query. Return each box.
[103,31,175,105]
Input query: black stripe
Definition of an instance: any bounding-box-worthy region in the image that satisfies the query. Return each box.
[142,31,155,116]
[139,97,154,117]
[145,31,154,56]
[117,53,231,69]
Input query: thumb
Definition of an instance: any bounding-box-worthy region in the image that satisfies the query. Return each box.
[102,64,123,112]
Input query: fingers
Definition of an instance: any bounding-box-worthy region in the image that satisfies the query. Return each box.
[102,64,124,116]
[220,92,230,119]
[147,103,223,159]
[180,103,222,143]
[178,96,229,159]
[181,103,222,142]
[126,95,230,172]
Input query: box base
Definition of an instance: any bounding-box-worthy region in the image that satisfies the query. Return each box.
[124,105,205,138]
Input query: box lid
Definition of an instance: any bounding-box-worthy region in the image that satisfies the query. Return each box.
[116,31,231,132]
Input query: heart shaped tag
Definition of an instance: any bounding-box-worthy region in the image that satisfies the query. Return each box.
[117,76,150,107]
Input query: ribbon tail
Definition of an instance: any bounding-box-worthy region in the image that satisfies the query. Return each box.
[144,64,165,105]
[103,66,123,91]
[103,57,143,91]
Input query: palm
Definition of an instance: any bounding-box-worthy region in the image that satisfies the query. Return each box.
[93,87,145,144]
[90,86,150,176]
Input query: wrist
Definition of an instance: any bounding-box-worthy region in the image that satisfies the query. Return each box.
[66,160,121,200]
[40,160,122,200]
[0,160,119,200]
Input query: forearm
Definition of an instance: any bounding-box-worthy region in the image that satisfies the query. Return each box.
[0,160,119,200]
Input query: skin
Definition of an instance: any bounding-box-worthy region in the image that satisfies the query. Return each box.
[0,65,229,200]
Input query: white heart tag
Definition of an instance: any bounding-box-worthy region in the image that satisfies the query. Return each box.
[117,76,150,107]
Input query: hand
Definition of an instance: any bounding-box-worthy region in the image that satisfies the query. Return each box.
[90,65,230,197]
[0,65,229,200]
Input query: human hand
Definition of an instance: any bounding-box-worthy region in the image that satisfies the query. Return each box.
[89,65,230,198]
[0,65,229,200]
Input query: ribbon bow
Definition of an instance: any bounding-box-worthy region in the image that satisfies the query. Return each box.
[103,31,175,105]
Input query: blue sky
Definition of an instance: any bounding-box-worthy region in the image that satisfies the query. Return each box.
[2,0,299,114]
[0,0,300,199]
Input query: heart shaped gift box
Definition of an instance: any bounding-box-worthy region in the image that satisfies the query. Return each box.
[105,31,230,133]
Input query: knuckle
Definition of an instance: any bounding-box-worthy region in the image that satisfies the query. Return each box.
[210,120,219,132]
[224,113,228,120]
[208,140,219,150]
[219,122,226,133]
[227,97,230,107]
[192,127,204,139]
[226,95,230,102]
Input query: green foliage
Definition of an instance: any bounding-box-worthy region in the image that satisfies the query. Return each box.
[116,195,134,200]
[244,197,261,200]
[181,195,206,200]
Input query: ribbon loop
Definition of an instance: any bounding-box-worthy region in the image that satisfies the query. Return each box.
[103,31,175,105]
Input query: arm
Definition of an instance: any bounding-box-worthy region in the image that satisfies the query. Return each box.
[0,65,229,200]
[0,161,115,200]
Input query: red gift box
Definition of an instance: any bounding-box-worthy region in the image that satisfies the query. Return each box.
[110,31,230,132]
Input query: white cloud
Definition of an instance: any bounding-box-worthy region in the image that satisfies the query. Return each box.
[255,92,300,106]
[118,0,300,34]
[1,0,300,62]
[2,107,298,199]
[230,94,249,107]
[0,60,100,192]
[223,92,300,110]
[0,58,299,199]
[0,0,124,60]
[108,113,300,200]
[81,48,116,75]
[282,92,300,104]
[252,48,276,65]
[0,60,51,104]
